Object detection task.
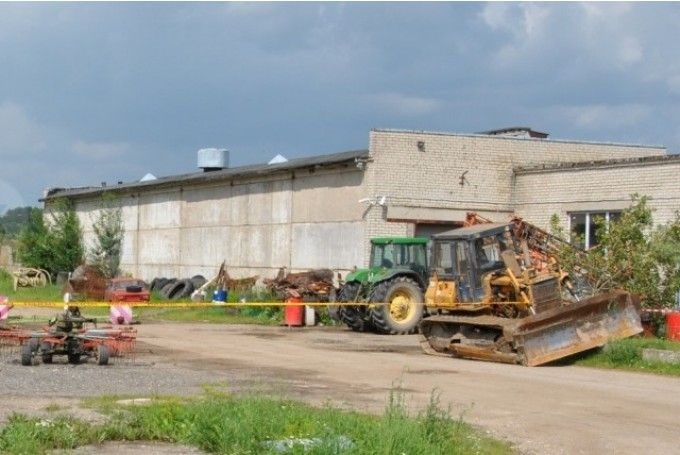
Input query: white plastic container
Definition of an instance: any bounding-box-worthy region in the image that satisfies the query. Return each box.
[304,306,316,326]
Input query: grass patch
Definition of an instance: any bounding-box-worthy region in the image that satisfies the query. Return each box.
[0,268,63,302]
[571,337,680,376]
[44,403,65,413]
[136,305,283,325]
[0,268,290,325]
[138,289,285,324]
[0,391,512,454]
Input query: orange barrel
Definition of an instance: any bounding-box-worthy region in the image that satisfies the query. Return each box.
[666,312,680,341]
[284,297,304,326]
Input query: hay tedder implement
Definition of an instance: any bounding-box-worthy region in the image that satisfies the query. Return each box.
[0,305,137,366]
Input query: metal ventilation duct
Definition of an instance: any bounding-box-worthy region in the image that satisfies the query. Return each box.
[198,148,229,171]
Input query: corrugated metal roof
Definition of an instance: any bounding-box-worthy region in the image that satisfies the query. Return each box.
[43,149,369,201]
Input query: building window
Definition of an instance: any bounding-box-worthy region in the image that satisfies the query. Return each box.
[569,211,621,249]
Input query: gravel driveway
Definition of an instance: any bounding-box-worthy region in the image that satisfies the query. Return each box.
[2,321,680,455]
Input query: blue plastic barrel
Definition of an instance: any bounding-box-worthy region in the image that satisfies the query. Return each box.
[213,289,228,302]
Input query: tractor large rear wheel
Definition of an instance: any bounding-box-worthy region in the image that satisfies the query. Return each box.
[337,282,373,332]
[370,277,424,335]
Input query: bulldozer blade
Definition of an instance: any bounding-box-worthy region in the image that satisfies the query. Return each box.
[511,290,642,366]
[449,344,519,365]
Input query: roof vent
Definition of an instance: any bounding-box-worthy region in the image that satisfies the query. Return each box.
[477,127,548,139]
[268,154,288,165]
[198,148,229,172]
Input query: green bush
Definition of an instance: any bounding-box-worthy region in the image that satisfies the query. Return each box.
[552,195,680,308]
[16,200,84,278]
[0,267,12,285]
[88,193,124,279]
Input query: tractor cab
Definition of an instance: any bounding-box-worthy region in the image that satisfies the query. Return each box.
[368,237,429,284]
[337,236,429,334]
[430,224,515,303]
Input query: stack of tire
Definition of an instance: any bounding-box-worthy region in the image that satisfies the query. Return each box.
[149,275,207,300]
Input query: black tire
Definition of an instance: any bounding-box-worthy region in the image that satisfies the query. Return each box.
[369,276,424,335]
[326,288,340,321]
[149,278,160,291]
[40,342,53,364]
[159,280,178,299]
[339,306,373,332]
[190,275,207,289]
[337,282,373,332]
[165,279,194,300]
[68,352,80,364]
[97,344,110,366]
[21,343,34,366]
[153,278,170,292]
[66,338,82,364]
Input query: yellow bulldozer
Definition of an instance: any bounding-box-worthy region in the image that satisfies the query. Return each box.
[419,217,642,366]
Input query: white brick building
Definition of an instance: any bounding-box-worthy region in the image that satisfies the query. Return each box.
[44,127,677,280]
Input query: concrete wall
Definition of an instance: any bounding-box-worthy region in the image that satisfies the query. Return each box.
[513,156,680,230]
[363,129,666,254]
[74,167,366,281]
[65,128,672,281]
[64,194,141,276]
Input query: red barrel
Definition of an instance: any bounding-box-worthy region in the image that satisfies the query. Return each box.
[284,297,304,326]
[666,312,680,341]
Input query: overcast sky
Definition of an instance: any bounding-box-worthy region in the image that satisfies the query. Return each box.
[1,2,679,212]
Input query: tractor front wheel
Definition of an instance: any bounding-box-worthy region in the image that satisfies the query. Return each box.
[370,277,424,335]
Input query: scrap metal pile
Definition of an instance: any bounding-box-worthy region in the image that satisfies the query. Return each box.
[264,267,335,301]
[186,262,259,301]
[12,267,51,291]
[64,265,108,301]
[186,262,335,302]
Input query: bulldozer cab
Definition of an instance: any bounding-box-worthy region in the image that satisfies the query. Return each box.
[431,224,514,302]
[422,220,644,366]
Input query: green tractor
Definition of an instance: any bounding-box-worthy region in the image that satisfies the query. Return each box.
[337,237,429,334]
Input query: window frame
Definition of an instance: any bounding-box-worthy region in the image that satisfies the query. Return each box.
[568,210,620,249]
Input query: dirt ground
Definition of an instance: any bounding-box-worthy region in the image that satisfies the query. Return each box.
[3,321,680,454]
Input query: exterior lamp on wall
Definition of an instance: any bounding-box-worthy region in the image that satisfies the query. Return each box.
[417,141,426,152]
[358,195,388,206]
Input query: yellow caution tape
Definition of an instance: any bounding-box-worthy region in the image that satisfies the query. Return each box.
[9,301,384,308]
